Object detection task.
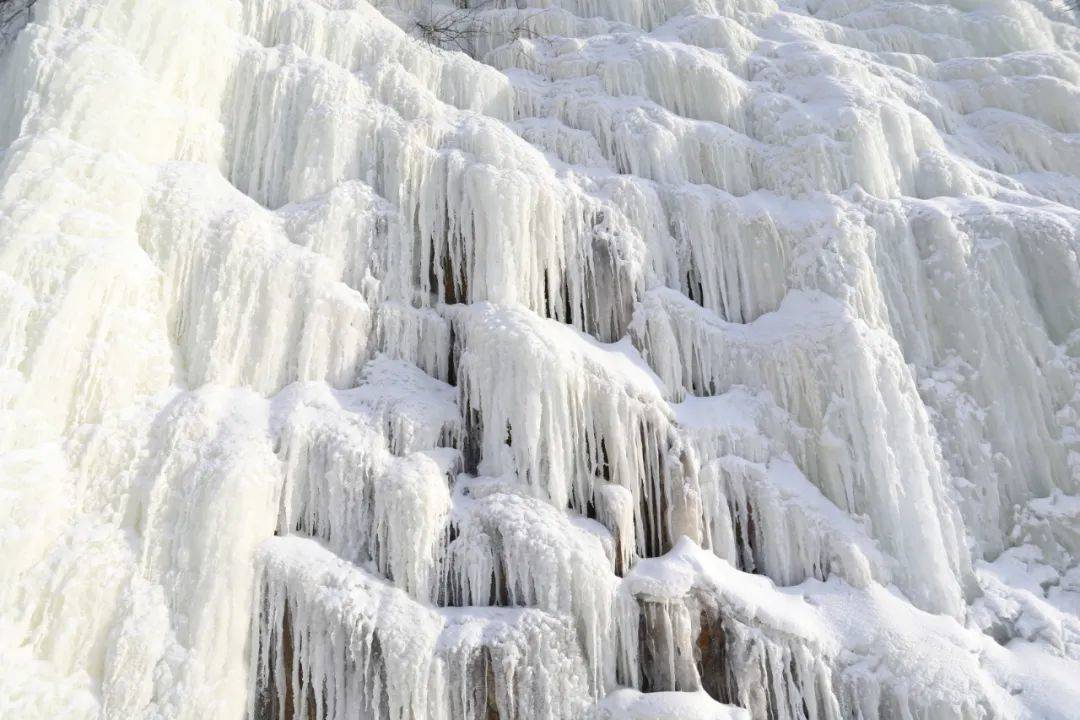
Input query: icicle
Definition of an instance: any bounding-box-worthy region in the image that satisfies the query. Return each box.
[142,165,375,394]
[697,456,885,590]
[274,382,457,601]
[446,487,622,695]
[623,547,844,720]
[632,288,970,616]
[455,303,684,557]
[252,537,592,720]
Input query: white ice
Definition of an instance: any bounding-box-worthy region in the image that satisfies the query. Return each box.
[1,0,1079,718]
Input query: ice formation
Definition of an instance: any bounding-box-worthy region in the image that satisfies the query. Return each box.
[1,0,1079,718]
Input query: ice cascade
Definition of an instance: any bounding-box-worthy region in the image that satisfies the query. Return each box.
[1,0,1080,718]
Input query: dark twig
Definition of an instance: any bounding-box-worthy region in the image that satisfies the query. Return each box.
[413,0,495,55]
[412,0,551,59]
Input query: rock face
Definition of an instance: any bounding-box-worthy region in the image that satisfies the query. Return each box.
[1,0,1079,718]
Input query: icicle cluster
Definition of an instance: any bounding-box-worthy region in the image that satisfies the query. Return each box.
[2,0,1079,718]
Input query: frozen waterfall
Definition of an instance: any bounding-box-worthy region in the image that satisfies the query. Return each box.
[1,0,1080,718]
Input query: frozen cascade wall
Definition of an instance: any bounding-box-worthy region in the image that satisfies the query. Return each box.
[1,0,1080,717]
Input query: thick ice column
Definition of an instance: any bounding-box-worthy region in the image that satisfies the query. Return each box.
[350,357,462,454]
[252,536,592,720]
[225,36,644,339]
[623,542,843,720]
[0,135,174,448]
[623,538,1031,720]
[411,138,644,339]
[273,377,458,601]
[240,0,515,117]
[855,196,1080,554]
[141,165,374,393]
[633,289,969,615]
[252,537,446,720]
[437,608,592,720]
[455,303,685,557]
[130,393,281,719]
[661,187,790,324]
[445,486,626,693]
[3,387,283,720]
[697,456,885,590]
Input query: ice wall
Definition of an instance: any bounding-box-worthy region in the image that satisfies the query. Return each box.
[1,0,1079,718]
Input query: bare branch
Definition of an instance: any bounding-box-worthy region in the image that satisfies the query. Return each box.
[413,0,489,55]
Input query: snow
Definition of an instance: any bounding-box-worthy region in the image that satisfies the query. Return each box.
[595,689,750,720]
[1,0,1080,718]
